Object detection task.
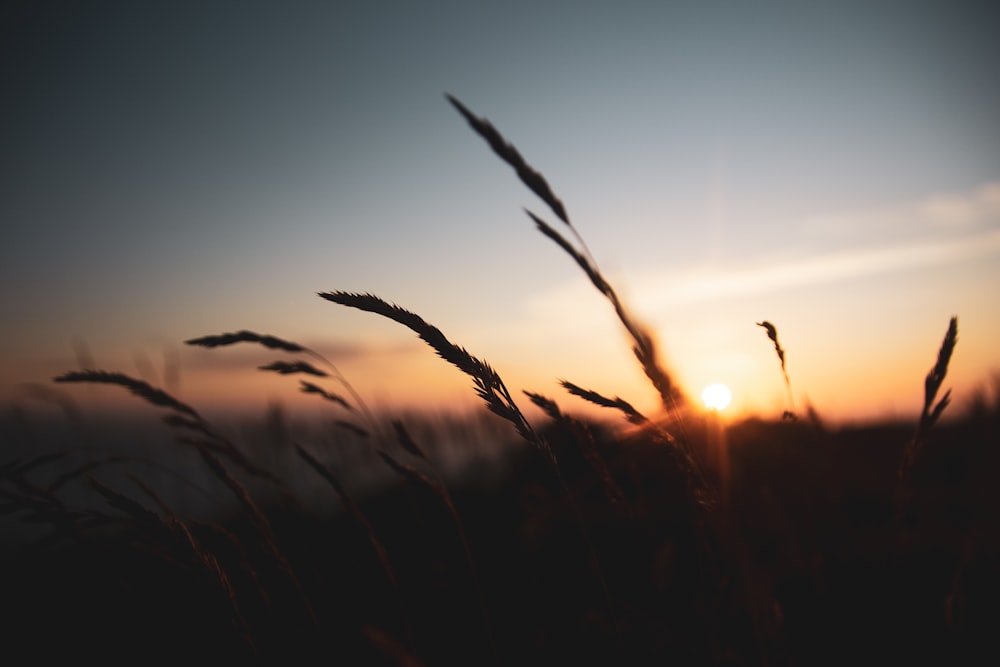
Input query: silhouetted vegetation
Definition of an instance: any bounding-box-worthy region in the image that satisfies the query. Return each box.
[2,97,997,665]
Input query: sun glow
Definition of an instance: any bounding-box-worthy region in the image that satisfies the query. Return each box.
[701,383,732,411]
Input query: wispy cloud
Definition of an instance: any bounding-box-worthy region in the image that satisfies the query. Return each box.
[527,182,1000,315]
[918,182,1000,228]
[647,228,1000,308]
[803,181,1000,237]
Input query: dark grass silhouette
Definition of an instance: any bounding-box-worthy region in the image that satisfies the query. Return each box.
[2,97,998,665]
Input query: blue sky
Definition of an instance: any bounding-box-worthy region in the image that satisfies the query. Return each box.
[3,0,999,424]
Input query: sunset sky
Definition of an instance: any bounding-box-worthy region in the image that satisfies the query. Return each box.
[3,0,999,427]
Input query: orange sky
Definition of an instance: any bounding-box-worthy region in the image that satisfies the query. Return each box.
[3,2,999,430]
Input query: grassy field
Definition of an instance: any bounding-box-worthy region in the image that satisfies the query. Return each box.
[3,97,998,664]
[3,403,998,664]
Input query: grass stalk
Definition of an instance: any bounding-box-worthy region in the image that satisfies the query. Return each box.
[756,321,796,420]
[899,316,958,482]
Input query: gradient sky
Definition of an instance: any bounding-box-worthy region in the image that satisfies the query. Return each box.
[3,0,999,426]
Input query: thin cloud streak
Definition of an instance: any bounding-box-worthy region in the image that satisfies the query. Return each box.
[525,227,1000,324]
[527,180,1000,320]
[648,228,1000,308]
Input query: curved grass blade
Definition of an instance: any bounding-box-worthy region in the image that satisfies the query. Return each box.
[299,381,353,411]
[185,330,306,353]
[756,321,795,420]
[258,360,328,377]
[560,380,648,425]
[318,291,548,458]
[54,370,201,419]
[900,316,958,480]
[447,94,568,225]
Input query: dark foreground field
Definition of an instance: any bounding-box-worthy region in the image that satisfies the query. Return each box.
[2,401,999,666]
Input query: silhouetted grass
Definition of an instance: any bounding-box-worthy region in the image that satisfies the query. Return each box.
[1,96,996,666]
[757,320,796,421]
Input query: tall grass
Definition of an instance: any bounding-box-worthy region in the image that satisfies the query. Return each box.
[1,96,991,665]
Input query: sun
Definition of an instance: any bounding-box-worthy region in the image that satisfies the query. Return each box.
[701,383,732,411]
